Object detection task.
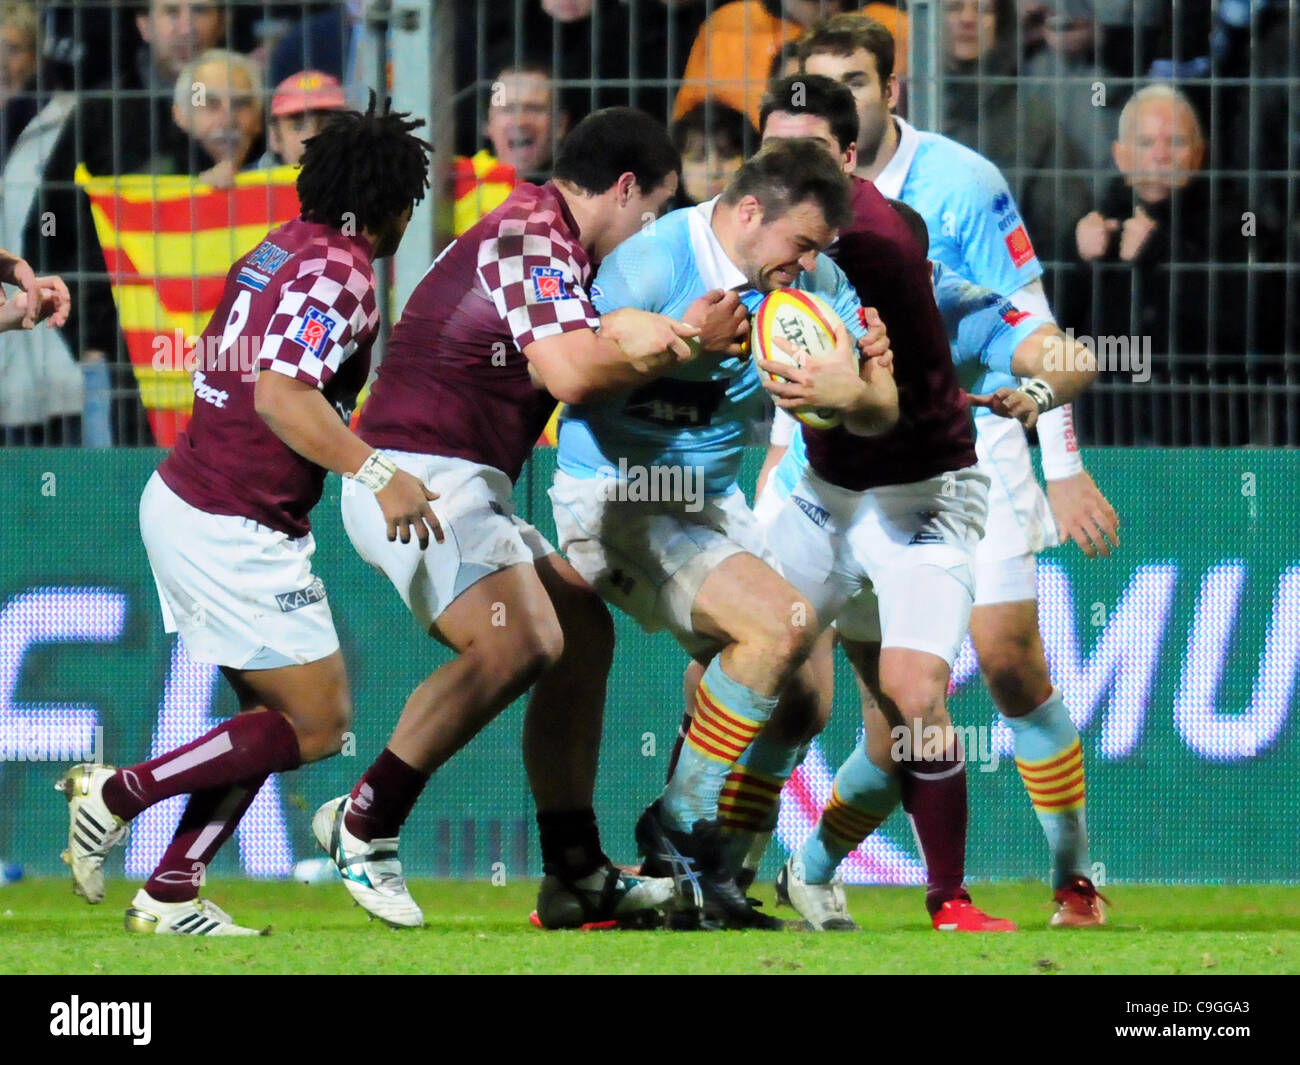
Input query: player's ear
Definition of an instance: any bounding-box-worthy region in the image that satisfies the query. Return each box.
[843,141,858,172]
[885,73,900,111]
[615,171,637,208]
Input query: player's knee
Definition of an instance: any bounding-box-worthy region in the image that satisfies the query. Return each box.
[882,679,948,730]
[292,698,353,763]
[506,619,566,685]
[979,651,1049,714]
[764,613,820,674]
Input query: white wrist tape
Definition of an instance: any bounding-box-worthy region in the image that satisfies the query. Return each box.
[349,451,398,492]
[1019,377,1055,414]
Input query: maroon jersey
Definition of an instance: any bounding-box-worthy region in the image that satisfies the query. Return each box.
[802,177,976,491]
[158,218,379,537]
[359,181,599,482]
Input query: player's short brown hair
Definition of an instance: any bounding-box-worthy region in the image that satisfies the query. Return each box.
[801,13,896,85]
[720,136,852,230]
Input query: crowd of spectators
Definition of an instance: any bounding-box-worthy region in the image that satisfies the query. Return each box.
[0,0,1295,446]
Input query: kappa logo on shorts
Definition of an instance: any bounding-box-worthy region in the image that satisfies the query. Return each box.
[530,266,567,302]
[792,495,830,528]
[275,577,327,612]
[294,306,338,358]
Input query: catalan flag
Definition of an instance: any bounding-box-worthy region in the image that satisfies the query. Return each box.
[77,164,302,446]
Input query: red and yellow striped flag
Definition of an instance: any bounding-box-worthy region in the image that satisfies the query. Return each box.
[77,164,302,446]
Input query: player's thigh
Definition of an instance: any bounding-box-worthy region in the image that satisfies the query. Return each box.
[433,561,564,671]
[220,650,352,762]
[689,550,816,653]
[343,453,552,641]
[969,593,1052,713]
[531,549,616,670]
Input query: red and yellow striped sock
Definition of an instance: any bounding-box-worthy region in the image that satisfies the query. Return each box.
[1016,737,1086,815]
[820,785,888,851]
[684,679,764,766]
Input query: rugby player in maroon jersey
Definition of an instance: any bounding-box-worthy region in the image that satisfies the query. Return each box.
[314,107,750,929]
[56,99,439,935]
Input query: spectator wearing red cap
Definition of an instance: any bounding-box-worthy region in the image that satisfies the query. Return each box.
[266,69,346,167]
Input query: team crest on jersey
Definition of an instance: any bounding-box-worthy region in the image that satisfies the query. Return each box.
[294,306,337,358]
[1004,225,1037,268]
[992,191,1012,215]
[530,266,567,302]
[792,495,830,528]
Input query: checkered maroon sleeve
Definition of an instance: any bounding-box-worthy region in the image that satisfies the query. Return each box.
[477,210,600,351]
[258,244,379,388]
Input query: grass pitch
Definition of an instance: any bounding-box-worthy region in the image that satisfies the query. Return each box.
[1,878,1297,975]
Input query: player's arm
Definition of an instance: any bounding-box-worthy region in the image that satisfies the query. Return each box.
[969,325,1097,430]
[1008,279,1118,559]
[756,408,797,497]
[253,272,442,549]
[758,315,899,437]
[523,308,700,403]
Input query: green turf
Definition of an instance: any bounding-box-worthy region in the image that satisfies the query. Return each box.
[3,879,1298,975]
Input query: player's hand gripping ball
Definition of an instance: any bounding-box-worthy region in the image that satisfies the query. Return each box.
[751,289,855,430]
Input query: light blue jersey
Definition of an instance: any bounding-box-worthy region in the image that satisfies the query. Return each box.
[772,261,1046,498]
[874,116,1043,299]
[934,261,1045,416]
[558,197,865,497]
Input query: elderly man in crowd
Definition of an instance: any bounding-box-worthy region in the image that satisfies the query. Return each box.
[1066,84,1284,445]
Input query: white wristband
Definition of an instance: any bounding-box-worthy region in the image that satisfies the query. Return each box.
[1019,377,1055,414]
[1039,403,1085,480]
[348,451,397,492]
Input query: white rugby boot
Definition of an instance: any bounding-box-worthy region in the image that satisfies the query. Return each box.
[55,763,129,904]
[775,854,858,931]
[125,890,267,935]
[312,795,424,928]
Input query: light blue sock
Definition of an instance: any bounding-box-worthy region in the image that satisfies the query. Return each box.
[1004,687,1090,889]
[660,656,778,832]
[797,740,900,884]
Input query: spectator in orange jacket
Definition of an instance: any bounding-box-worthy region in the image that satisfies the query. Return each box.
[673,1,907,128]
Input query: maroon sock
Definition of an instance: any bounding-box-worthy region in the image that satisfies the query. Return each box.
[900,745,969,917]
[344,748,430,842]
[143,777,266,903]
[102,711,300,822]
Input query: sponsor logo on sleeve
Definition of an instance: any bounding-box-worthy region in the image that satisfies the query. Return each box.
[1004,225,1037,268]
[1001,305,1032,327]
[294,306,337,358]
[589,282,604,302]
[530,265,567,302]
[992,191,1011,215]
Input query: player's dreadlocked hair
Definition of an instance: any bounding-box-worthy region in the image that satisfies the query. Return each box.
[297,93,433,233]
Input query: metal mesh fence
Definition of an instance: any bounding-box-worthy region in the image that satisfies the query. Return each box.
[1,0,1296,446]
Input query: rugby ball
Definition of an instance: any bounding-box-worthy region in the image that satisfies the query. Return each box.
[751,288,851,430]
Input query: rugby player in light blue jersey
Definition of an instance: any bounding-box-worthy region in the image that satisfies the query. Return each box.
[551,138,898,929]
[767,11,1113,927]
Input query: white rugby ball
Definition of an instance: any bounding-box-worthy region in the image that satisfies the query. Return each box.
[751,288,851,430]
